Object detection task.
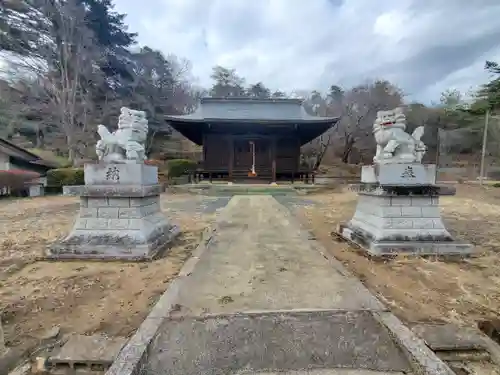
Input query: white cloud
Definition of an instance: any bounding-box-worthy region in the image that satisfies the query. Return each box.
[373,11,409,40]
[114,0,500,103]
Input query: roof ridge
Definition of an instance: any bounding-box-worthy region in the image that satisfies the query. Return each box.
[200,97,303,104]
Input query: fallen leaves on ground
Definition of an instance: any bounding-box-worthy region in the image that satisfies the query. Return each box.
[0,194,215,353]
[298,185,500,327]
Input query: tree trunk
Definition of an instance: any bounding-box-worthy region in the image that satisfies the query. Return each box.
[35,123,44,148]
[341,137,355,164]
[66,134,78,166]
[146,130,157,158]
[312,134,332,170]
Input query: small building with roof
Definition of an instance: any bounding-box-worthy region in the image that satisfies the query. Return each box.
[0,137,56,196]
[165,98,339,183]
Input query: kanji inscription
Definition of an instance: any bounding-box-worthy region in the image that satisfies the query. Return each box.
[105,166,120,182]
[400,165,416,178]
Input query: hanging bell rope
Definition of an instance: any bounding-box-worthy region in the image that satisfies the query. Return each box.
[248,141,257,177]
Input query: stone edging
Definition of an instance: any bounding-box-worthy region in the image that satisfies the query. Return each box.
[374,312,455,375]
[104,224,217,375]
[274,198,456,375]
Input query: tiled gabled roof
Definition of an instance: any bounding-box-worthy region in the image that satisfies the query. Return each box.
[165,97,339,123]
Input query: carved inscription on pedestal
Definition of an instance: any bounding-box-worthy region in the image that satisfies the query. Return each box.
[106,166,120,182]
[400,166,416,179]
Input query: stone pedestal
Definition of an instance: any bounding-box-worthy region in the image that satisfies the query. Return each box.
[48,164,179,261]
[338,164,473,256]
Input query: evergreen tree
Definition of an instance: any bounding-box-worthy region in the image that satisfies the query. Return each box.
[246,82,271,98]
[209,66,246,97]
[0,0,136,82]
[479,61,500,110]
[77,0,137,81]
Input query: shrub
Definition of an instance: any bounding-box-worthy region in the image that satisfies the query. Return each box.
[0,170,40,190]
[166,159,197,178]
[46,167,84,187]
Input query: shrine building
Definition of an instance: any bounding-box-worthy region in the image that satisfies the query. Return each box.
[164,97,339,183]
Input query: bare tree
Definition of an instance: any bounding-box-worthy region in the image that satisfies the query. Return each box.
[3,0,102,164]
[333,81,404,163]
[0,79,51,148]
[0,81,24,138]
[310,133,332,170]
[121,48,201,157]
[303,93,336,169]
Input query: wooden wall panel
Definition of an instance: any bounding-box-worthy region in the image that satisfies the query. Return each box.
[204,134,230,171]
[203,133,300,174]
[276,137,299,172]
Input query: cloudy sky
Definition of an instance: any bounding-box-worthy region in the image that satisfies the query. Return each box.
[114,0,500,103]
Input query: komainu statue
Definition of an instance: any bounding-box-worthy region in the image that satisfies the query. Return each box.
[373,107,426,164]
[95,107,148,163]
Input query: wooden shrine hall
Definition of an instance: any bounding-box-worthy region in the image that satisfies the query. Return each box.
[165,97,339,183]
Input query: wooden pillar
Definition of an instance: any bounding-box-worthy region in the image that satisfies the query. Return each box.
[295,136,301,185]
[271,137,277,183]
[202,133,207,170]
[228,136,234,182]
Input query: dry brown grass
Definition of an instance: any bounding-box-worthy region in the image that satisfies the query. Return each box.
[0,194,215,353]
[3,186,500,356]
[298,185,500,327]
[317,162,361,178]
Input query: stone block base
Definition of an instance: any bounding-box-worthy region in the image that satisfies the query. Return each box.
[338,223,473,256]
[48,193,179,261]
[338,187,473,257]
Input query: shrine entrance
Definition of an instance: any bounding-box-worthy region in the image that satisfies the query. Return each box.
[233,138,272,180]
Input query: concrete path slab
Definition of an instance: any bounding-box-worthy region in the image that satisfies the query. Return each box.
[110,196,454,375]
[174,196,384,315]
[239,371,405,375]
[161,195,231,215]
[148,311,411,375]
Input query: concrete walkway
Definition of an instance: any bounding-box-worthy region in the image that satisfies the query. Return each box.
[109,196,452,375]
[174,196,384,315]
